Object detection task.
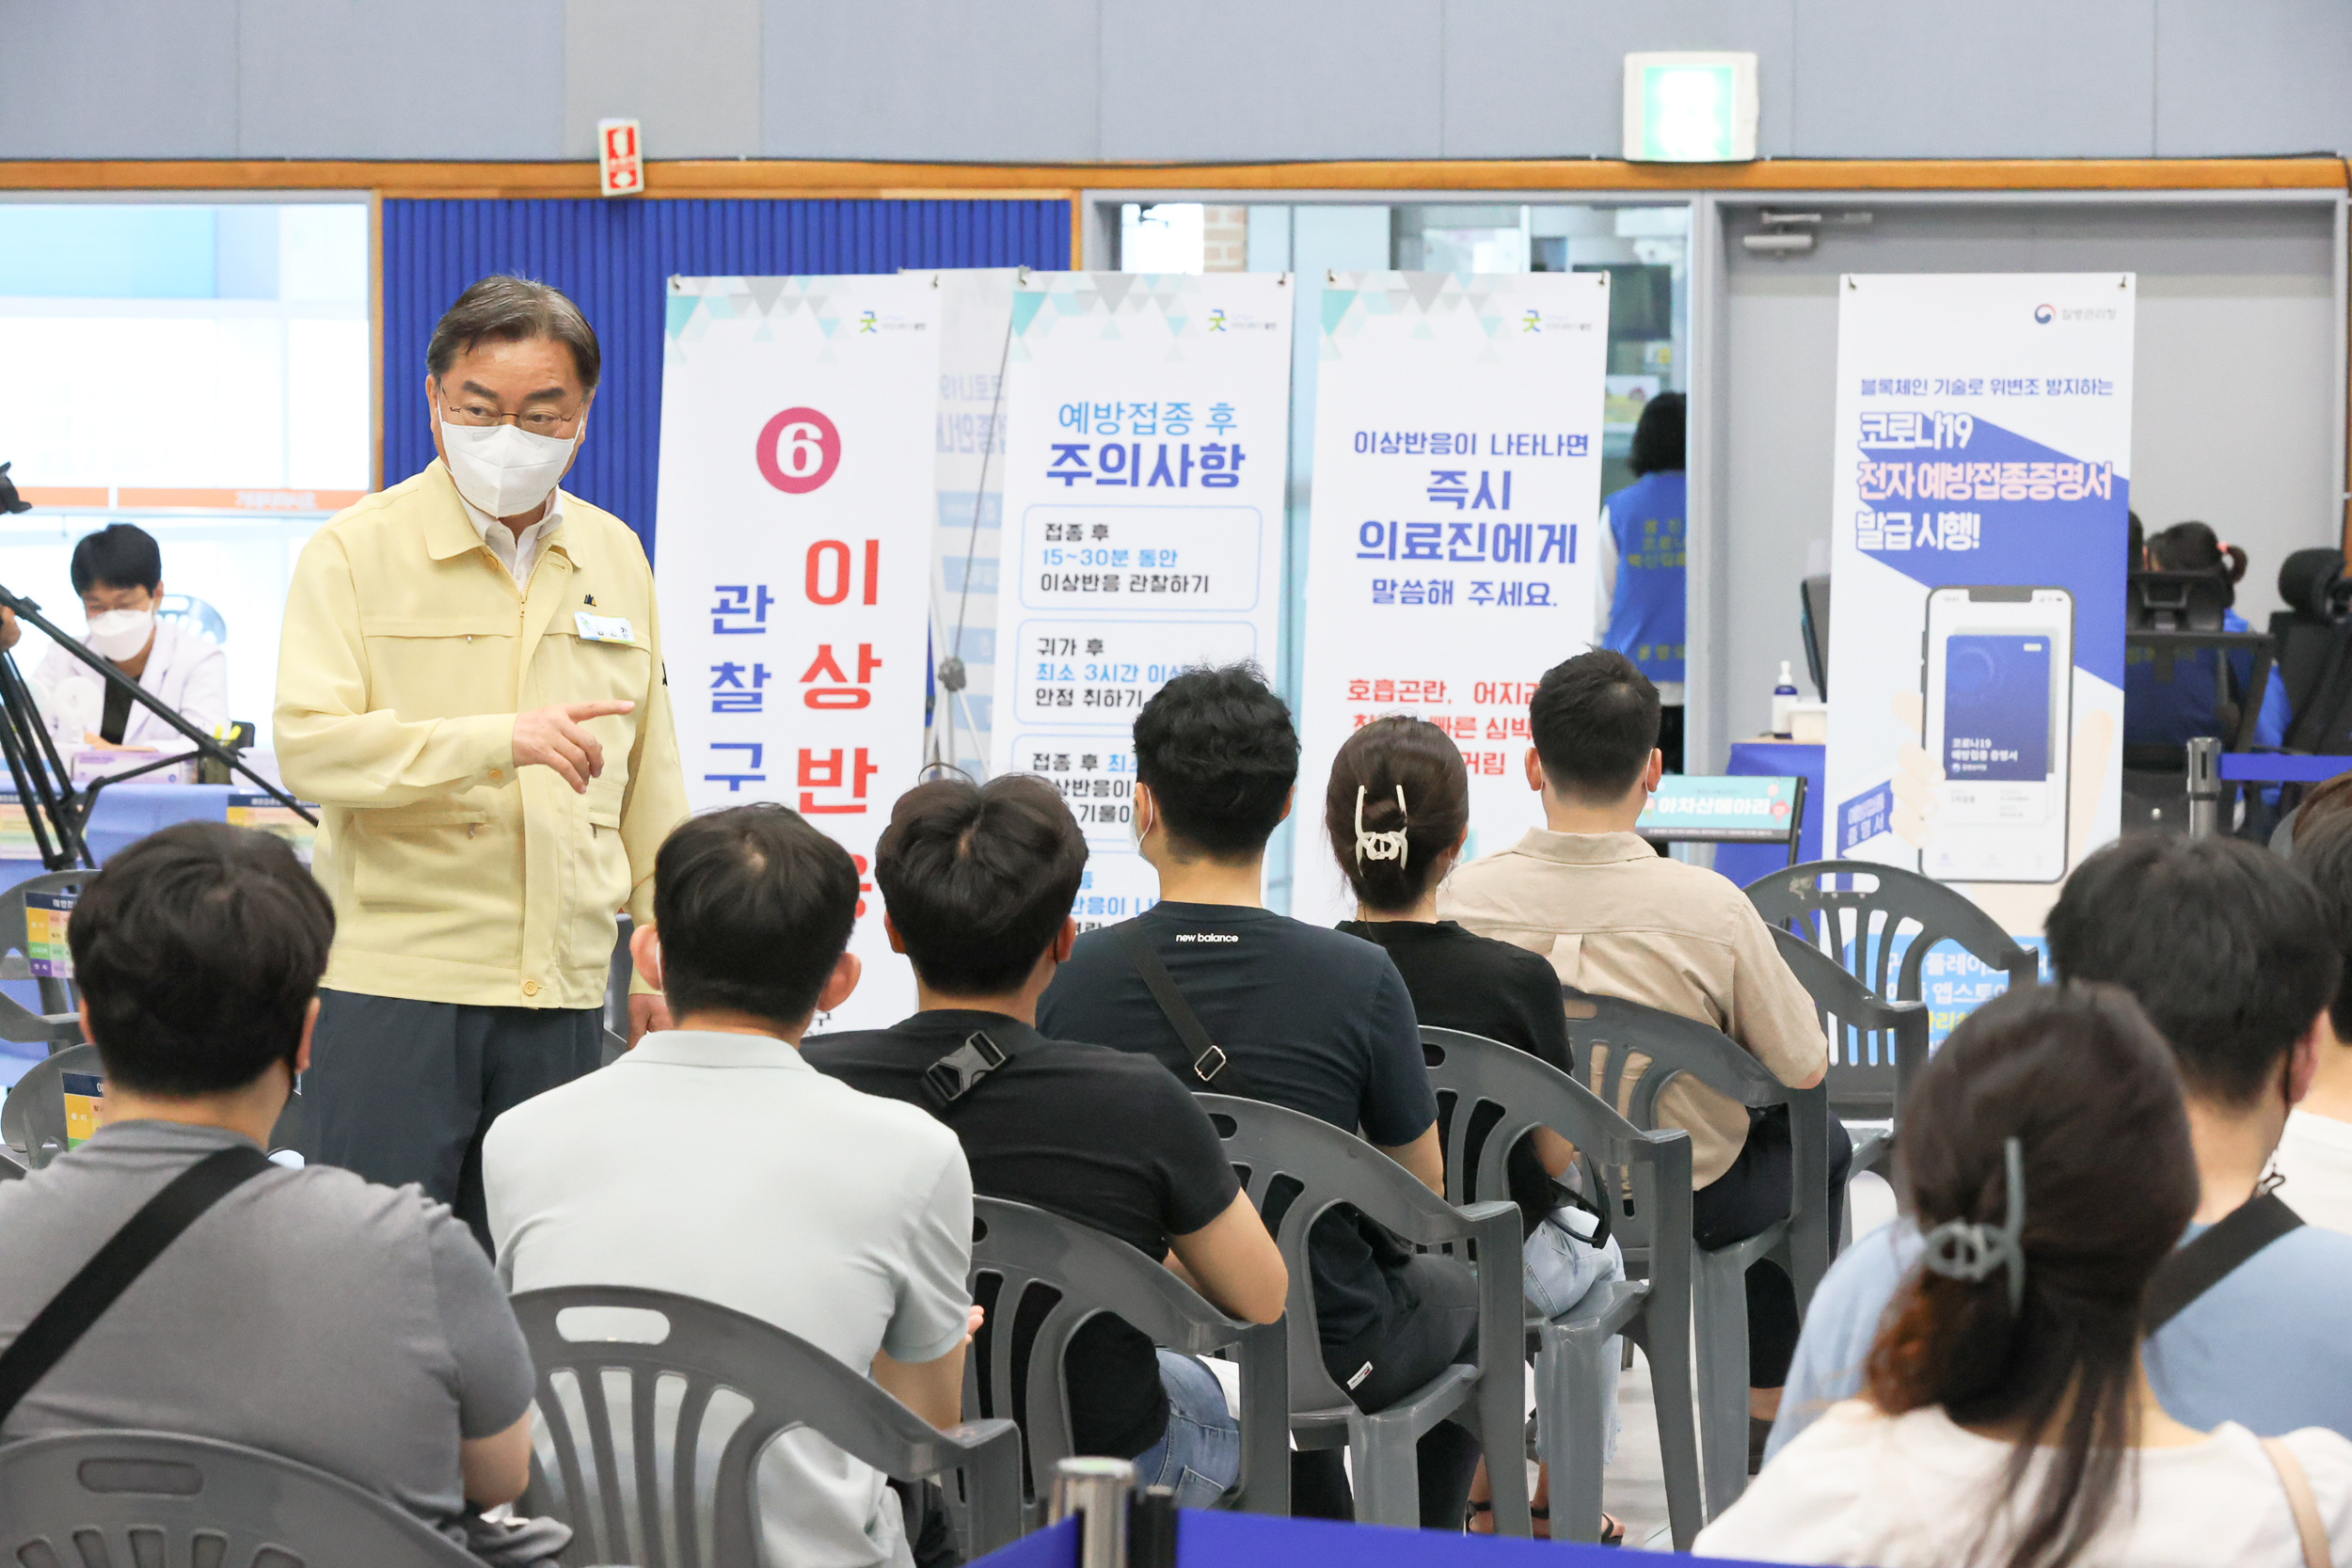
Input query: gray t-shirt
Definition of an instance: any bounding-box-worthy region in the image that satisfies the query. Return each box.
[0,1119,535,1539]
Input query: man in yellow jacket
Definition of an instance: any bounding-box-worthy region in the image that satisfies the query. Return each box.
[276,275,687,1246]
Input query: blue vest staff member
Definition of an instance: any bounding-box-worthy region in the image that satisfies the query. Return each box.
[273,276,688,1249]
[1595,391,1688,772]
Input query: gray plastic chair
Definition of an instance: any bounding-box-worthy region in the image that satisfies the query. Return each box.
[1563,989,1833,1518]
[1770,927,1931,1195]
[0,868,89,1051]
[0,1045,305,1168]
[1744,858,2038,1005]
[512,1284,1025,1566]
[0,1039,98,1170]
[0,1429,480,1567]
[1193,1092,1532,1535]
[1419,1027,1702,1548]
[966,1196,1287,1518]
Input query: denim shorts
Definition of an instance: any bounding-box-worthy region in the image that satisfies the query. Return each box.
[1130,1350,1241,1509]
[1523,1208,1626,1321]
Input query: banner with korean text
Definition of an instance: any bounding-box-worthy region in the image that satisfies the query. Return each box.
[1826,273,2133,945]
[989,273,1295,928]
[1295,271,1611,927]
[656,274,939,1027]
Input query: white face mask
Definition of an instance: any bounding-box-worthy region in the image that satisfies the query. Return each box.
[439,416,580,520]
[87,608,154,660]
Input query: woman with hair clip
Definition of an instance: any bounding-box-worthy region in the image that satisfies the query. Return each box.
[1325,716,1628,1541]
[2124,519,2291,754]
[1696,983,2352,1568]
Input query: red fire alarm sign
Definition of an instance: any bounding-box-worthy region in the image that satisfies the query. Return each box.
[598,119,644,197]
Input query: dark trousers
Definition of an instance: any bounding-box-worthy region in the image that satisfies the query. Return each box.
[306,990,605,1251]
[1292,1254,1485,1528]
[1691,1103,1854,1388]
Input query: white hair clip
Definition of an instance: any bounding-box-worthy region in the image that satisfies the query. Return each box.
[1354,784,1411,869]
[1919,1135,2028,1313]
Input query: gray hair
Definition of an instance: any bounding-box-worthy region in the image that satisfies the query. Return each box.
[427,274,601,390]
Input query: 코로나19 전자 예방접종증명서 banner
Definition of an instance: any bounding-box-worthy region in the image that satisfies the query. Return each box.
[1826,272,2133,942]
[1294,270,1610,927]
[989,272,1296,929]
[655,273,941,1027]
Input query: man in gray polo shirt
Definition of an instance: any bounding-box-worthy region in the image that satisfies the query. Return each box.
[0,821,537,1549]
[486,803,975,1568]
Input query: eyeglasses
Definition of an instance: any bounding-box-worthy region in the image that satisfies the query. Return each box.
[437,387,586,436]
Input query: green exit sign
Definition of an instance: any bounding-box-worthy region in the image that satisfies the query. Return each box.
[1624,53,1758,163]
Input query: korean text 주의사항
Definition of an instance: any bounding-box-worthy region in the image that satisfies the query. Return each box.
[1046,441,1244,489]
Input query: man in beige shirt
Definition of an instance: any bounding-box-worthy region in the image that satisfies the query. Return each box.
[275,275,687,1248]
[1439,649,1845,1438]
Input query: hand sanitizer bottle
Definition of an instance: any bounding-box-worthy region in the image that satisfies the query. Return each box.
[1771,661,1800,738]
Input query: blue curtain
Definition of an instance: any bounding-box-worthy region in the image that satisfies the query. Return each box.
[380,198,1071,562]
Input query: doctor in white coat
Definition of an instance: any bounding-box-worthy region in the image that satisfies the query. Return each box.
[0,524,228,753]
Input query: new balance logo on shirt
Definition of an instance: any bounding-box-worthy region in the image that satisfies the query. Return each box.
[1174,932,1240,942]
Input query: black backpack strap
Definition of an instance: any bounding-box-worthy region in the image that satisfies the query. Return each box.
[2142,1189,2303,1337]
[1111,919,1258,1097]
[0,1142,273,1430]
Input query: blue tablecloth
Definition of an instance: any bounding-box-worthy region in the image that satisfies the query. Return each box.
[0,784,246,1085]
[0,783,243,879]
[1711,740,1825,888]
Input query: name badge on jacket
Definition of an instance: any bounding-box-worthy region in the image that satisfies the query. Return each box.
[575,611,637,645]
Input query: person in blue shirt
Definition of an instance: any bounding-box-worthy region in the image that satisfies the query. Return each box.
[1596,392,1687,770]
[2124,520,2290,752]
[1765,833,2352,1464]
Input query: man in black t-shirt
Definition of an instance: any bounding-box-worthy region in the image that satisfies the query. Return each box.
[1038,664,1481,1528]
[803,775,1286,1506]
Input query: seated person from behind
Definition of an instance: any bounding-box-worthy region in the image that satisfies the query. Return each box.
[2269,812,2352,1232]
[1038,665,1481,1528]
[486,804,976,1568]
[1327,715,1627,1538]
[13,523,228,752]
[1769,833,2352,1460]
[803,776,1286,1508]
[1698,983,2352,1567]
[1438,648,1842,1452]
[2123,520,2290,753]
[0,821,534,1548]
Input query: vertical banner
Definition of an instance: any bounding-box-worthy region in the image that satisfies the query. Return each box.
[1295,271,1611,927]
[656,274,941,1027]
[927,268,1019,776]
[1827,273,2134,944]
[990,273,1295,927]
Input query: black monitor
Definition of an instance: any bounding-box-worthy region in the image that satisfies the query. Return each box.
[1799,574,1830,698]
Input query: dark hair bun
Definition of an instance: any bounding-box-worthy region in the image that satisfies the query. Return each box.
[1324,718,1470,911]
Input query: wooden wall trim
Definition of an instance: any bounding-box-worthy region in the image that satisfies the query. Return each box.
[0,156,2343,199]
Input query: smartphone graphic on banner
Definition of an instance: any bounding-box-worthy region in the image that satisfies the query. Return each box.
[1921,586,2074,883]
